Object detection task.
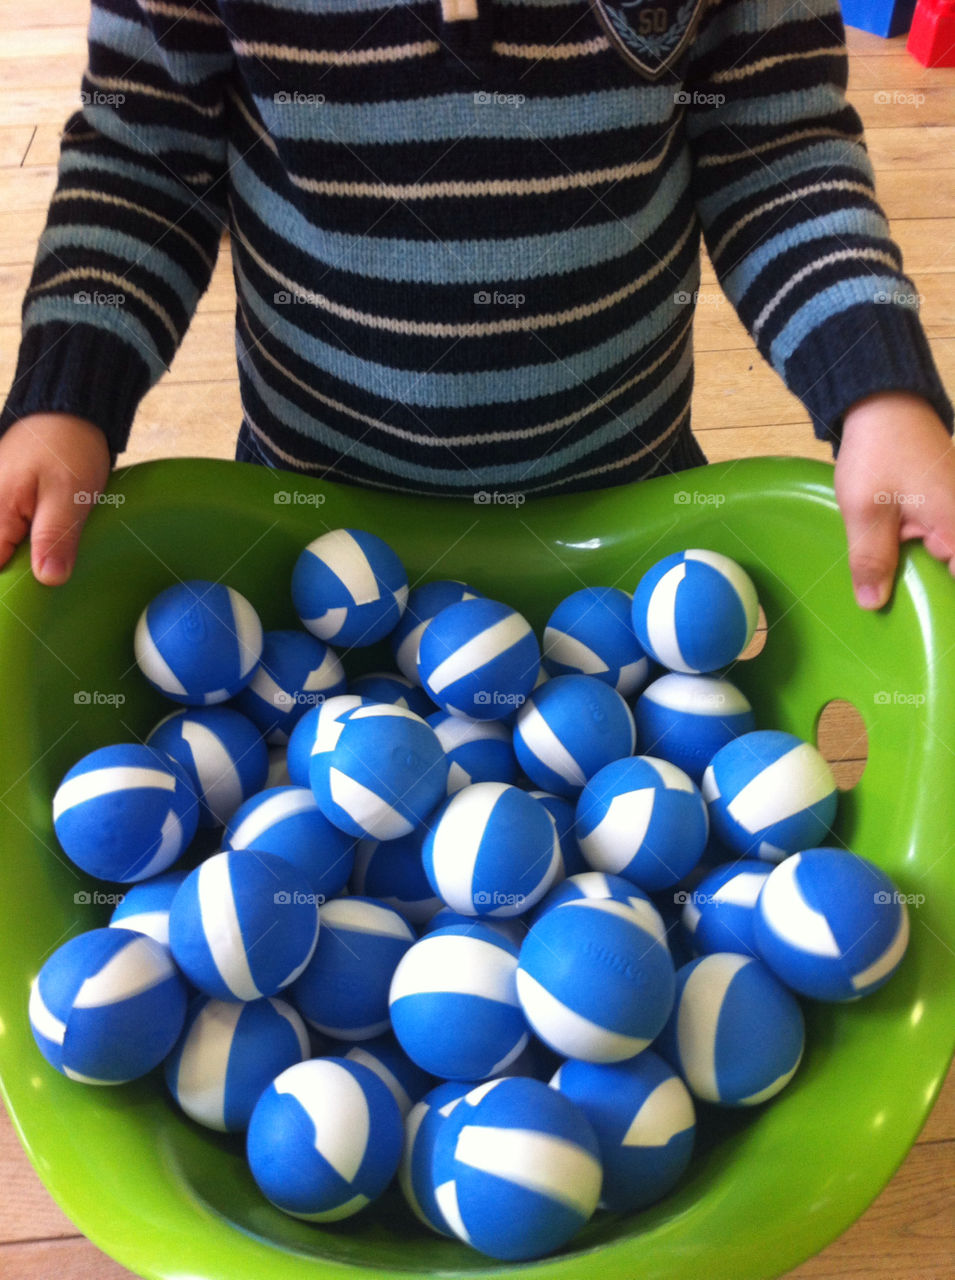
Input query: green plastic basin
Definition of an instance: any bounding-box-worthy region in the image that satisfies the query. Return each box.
[0,455,952,1280]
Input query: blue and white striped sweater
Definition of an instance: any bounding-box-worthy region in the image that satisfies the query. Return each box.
[1,0,950,495]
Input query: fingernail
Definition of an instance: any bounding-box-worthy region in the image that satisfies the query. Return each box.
[38,554,69,585]
[856,582,884,609]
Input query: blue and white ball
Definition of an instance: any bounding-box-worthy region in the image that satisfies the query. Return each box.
[224,785,354,901]
[657,953,804,1106]
[286,703,321,788]
[422,783,560,918]
[53,743,199,882]
[168,850,320,1001]
[753,847,910,1001]
[247,1057,403,1220]
[146,706,269,829]
[400,1081,473,1234]
[292,528,408,649]
[631,550,760,674]
[290,896,415,1040]
[265,746,291,789]
[344,1032,437,1118]
[431,1076,601,1261]
[420,908,527,950]
[427,711,518,793]
[682,860,771,957]
[543,586,650,697]
[529,791,588,879]
[513,675,636,798]
[702,730,838,861]
[551,1051,695,1212]
[109,869,189,947]
[634,674,755,784]
[389,923,529,1079]
[530,871,666,950]
[351,828,442,925]
[517,898,675,1062]
[390,579,483,684]
[576,755,709,891]
[349,671,434,719]
[29,927,187,1084]
[417,598,540,721]
[165,995,310,1131]
[134,578,264,704]
[309,702,448,841]
[233,629,346,743]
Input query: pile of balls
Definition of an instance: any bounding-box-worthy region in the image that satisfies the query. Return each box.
[30,531,912,1262]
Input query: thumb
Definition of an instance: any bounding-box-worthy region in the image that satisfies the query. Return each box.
[844,493,901,610]
[30,482,92,586]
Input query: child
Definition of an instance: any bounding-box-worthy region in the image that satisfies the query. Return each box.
[1,0,953,607]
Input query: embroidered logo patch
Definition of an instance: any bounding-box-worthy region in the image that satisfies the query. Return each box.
[588,0,707,80]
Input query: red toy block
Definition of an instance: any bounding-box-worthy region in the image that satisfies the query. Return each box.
[907,0,955,66]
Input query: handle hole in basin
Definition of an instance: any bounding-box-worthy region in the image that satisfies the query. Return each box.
[736,604,767,660]
[816,698,868,791]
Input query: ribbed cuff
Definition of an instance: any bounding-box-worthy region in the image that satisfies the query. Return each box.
[785,303,954,454]
[0,321,152,459]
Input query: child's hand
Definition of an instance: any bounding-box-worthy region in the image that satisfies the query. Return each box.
[834,393,955,609]
[0,414,112,586]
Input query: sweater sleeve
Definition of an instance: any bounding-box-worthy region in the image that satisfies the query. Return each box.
[0,0,235,457]
[682,0,953,449]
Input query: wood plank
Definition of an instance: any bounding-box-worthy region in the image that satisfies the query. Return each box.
[849,53,955,91]
[874,167,955,220]
[850,86,955,130]
[0,27,88,60]
[0,124,34,167]
[0,91,85,128]
[694,420,832,462]
[0,1235,137,1280]
[0,1117,80,1245]
[21,123,62,169]
[864,125,955,171]
[120,377,243,467]
[0,165,57,211]
[843,29,911,57]
[919,1059,955,1144]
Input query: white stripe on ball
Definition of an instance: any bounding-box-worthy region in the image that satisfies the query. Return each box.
[517,703,587,787]
[228,788,316,848]
[274,1058,369,1181]
[726,743,834,832]
[515,969,649,1061]
[181,719,244,824]
[428,786,503,913]
[738,1057,802,1107]
[112,911,170,946]
[757,854,840,958]
[621,1076,695,1147]
[176,1000,242,1129]
[322,899,414,940]
[304,607,349,640]
[542,629,609,676]
[328,768,414,840]
[645,562,688,671]
[53,765,176,820]
[313,530,381,605]
[227,588,265,679]
[641,756,697,793]
[135,810,185,881]
[578,789,655,874]
[346,1048,411,1116]
[28,981,65,1045]
[644,674,752,716]
[134,614,189,696]
[454,1124,602,1215]
[390,935,518,1003]
[714,870,769,908]
[676,952,748,1101]
[197,856,261,1001]
[435,1180,471,1244]
[432,717,510,751]
[273,998,312,1059]
[72,936,176,1008]
[425,613,532,695]
[307,647,345,691]
[684,550,759,633]
[852,907,910,992]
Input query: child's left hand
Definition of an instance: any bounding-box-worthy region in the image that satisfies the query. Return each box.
[833,392,955,609]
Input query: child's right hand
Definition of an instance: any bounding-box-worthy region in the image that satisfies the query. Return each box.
[0,413,111,586]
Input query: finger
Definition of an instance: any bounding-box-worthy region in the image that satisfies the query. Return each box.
[29,482,90,586]
[843,493,901,610]
[0,475,37,573]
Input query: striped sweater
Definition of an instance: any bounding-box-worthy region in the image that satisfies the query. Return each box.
[1,0,951,495]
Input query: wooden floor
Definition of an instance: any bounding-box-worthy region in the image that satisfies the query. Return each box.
[1,4,953,1277]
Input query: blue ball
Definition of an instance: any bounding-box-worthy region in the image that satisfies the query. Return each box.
[753,847,910,1001]
[285,704,321,788]
[169,850,320,1001]
[634,673,755,784]
[109,869,190,947]
[223,785,354,900]
[702,729,838,861]
[513,675,636,798]
[390,580,484,683]
[417,598,541,721]
[543,586,650,697]
[530,871,666,949]
[528,791,588,879]
[53,743,199,882]
[146,706,269,829]
[681,860,771,957]
[389,923,529,1079]
[309,703,448,840]
[247,1057,403,1220]
[399,1080,473,1234]
[233,629,346,744]
[419,908,527,950]
[551,1051,695,1212]
[352,828,443,925]
[517,898,674,1062]
[657,953,804,1106]
[576,755,709,891]
[29,927,187,1084]
[289,896,415,1040]
[422,782,560,917]
[431,1076,601,1261]
[349,671,435,719]
[134,578,264,704]
[344,1031,437,1118]
[427,711,518,793]
[631,550,759,674]
[165,995,310,1131]
[292,528,408,649]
